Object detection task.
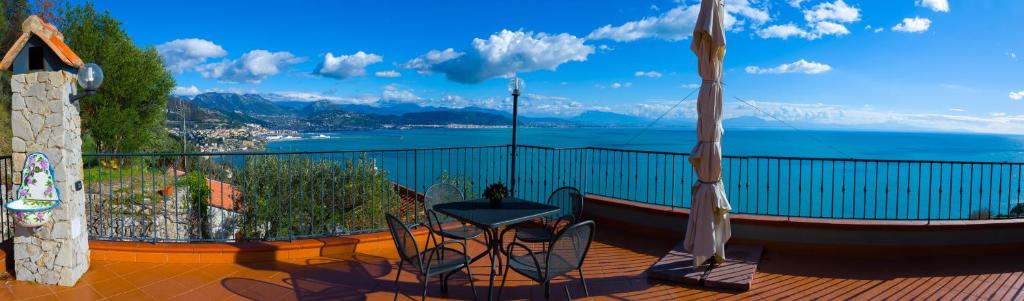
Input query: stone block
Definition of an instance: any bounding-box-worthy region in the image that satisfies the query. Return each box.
[12,114,31,141]
[12,93,25,110]
[48,98,62,115]
[52,223,69,239]
[27,113,43,135]
[45,112,62,128]
[25,244,41,262]
[55,244,72,267]
[12,137,25,152]
[11,75,24,91]
[28,84,44,99]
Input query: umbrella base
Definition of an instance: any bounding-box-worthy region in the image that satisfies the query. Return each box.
[648,241,763,291]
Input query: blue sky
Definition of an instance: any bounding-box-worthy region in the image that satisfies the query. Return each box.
[89,0,1024,133]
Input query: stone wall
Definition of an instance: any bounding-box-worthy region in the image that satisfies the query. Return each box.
[10,71,89,286]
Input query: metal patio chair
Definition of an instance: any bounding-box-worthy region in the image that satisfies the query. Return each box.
[385,213,478,301]
[499,220,596,300]
[423,183,485,249]
[512,186,584,246]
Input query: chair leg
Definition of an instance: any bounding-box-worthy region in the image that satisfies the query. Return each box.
[578,268,590,297]
[421,277,429,301]
[465,264,478,300]
[544,281,550,300]
[564,285,572,301]
[440,273,448,293]
[393,260,404,301]
[497,258,512,300]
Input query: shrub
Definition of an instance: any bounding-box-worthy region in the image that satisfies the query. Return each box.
[234,154,401,240]
[183,171,212,239]
[438,171,478,199]
[968,209,992,220]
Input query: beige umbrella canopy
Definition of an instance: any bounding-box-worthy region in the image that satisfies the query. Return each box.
[684,0,732,268]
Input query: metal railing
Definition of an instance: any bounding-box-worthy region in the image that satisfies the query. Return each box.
[0,155,13,240]
[0,145,1019,242]
[82,146,513,242]
[583,148,1024,220]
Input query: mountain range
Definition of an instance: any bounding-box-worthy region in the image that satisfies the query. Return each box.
[169,92,657,131]
[167,92,941,133]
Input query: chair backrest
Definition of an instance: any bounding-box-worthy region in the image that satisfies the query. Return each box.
[385,213,422,270]
[546,186,583,221]
[424,183,464,228]
[545,220,595,279]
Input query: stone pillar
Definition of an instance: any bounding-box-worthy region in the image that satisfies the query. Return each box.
[10,70,89,286]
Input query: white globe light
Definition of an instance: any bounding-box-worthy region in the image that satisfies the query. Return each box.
[77,63,104,91]
[508,76,525,93]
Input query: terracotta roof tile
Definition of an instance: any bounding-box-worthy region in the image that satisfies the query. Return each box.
[0,15,83,70]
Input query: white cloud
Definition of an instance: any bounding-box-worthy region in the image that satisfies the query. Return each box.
[611,82,632,89]
[402,48,463,74]
[758,1,859,41]
[811,21,850,37]
[404,30,593,83]
[949,108,965,112]
[624,99,1024,134]
[156,38,227,73]
[197,50,305,83]
[597,44,614,52]
[375,70,402,78]
[381,85,423,103]
[634,71,662,78]
[264,91,379,104]
[1010,91,1024,100]
[682,83,702,89]
[803,0,860,23]
[650,4,660,11]
[725,0,771,27]
[787,0,806,8]
[314,51,383,79]
[915,0,949,12]
[757,24,807,39]
[745,59,832,74]
[171,85,201,97]
[587,0,769,42]
[718,101,1024,134]
[892,17,931,33]
[587,5,700,42]
[757,22,852,40]
[1008,52,1017,60]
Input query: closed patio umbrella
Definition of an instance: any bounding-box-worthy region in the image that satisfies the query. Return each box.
[684,0,732,268]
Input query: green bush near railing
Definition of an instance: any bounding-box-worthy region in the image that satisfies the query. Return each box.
[438,171,478,199]
[183,171,212,239]
[233,154,401,240]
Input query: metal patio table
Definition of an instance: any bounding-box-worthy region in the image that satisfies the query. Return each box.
[433,198,560,300]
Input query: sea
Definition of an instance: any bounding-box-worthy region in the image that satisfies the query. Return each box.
[266,128,1024,220]
[268,128,1024,162]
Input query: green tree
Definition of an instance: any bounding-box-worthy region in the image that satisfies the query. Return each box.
[59,3,173,152]
[0,0,29,155]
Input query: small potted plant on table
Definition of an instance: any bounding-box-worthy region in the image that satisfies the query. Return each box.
[483,182,509,208]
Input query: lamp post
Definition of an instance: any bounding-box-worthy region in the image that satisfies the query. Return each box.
[508,76,524,195]
[70,63,103,104]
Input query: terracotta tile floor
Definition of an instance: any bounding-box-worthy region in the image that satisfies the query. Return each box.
[2,227,1024,300]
